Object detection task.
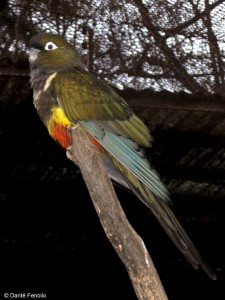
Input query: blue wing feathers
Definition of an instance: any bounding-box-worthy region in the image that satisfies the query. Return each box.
[80,120,170,201]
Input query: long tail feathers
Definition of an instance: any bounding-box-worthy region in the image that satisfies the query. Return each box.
[125,176,217,280]
[103,150,216,279]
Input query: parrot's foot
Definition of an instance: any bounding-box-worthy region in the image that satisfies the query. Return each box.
[66,145,73,161]
[70,123,80,130]
[66,145,79,166]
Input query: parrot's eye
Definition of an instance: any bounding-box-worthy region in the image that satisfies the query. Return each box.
[44,42,58,51]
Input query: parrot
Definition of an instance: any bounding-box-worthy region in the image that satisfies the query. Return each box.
[29,33,216,280]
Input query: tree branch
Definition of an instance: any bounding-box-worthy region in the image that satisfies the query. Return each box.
[165,0,224,37]
[133,0,208,93]
[70,125,168,300]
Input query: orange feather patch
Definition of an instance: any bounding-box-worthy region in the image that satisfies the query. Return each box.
[49,120,73,149]
[47,107,104,153]
[49,121,104,154]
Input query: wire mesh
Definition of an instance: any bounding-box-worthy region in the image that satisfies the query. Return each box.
[0,0,225,94]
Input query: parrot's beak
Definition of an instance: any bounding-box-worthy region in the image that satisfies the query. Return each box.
[29,48,40,65]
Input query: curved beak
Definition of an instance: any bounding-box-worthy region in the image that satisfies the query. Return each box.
[29,48,40,64]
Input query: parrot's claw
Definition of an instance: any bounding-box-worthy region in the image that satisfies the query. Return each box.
[66,145,73,160]
[66,145,78,165]
[71,124,80,130]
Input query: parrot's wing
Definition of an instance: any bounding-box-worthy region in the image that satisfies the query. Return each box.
[54,68,169,202]
[54,69,151,147]
[102,156,131,190]
[54,69,133,121]
[54,69,216,279]
[80,120,170,201]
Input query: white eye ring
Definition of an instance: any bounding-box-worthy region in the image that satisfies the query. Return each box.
[44,42,58,51]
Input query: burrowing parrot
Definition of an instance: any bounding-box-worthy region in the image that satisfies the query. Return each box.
[29,33,216,279]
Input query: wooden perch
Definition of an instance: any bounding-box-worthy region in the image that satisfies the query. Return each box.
[70,125,168,300]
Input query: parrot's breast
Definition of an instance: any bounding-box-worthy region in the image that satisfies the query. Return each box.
[30,65,105,152]
[47,106,73,149]
[47,106,104,153]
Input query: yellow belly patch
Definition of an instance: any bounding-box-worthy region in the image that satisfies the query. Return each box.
[47,106,104,153]
[47,106,73,148]
[49,106,73,127]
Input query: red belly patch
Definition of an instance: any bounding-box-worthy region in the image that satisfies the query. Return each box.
[49,121,104,154]
[49,121,73,149]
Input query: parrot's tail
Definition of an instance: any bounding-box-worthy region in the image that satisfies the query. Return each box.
[124,175,217,280]
[104,153,216,279]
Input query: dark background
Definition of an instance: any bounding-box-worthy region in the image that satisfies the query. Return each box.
[1,1,225,299]
[0,99,224,300]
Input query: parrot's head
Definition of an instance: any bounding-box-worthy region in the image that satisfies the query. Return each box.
[29,33,83,72]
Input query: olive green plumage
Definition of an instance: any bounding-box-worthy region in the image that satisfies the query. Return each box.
[54,69,151,146]
[29,33,216,279]
[30,33,83,71]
